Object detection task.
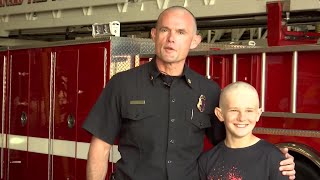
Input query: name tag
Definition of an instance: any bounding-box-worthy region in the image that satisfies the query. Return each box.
[130,100,145,105]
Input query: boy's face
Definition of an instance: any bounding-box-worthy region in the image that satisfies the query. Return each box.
[215,88,262,139]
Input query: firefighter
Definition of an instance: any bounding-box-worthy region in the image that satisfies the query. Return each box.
[83,6,296,180]
[199,81,288,180]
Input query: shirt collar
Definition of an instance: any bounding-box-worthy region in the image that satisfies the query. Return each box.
[148,57,194,89]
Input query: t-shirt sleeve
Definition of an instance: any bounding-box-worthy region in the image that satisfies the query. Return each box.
[82,73,122,144]
[205,83,226,145]
[206,114,225,145]
[198,154,208,180]
[268,149,288,180]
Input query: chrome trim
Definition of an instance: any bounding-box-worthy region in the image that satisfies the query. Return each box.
[276,143,320,168]
[0,55,6,179]
[205,55,211,79]
[104,48,107,87]
[49,52,56,180]
[291,51,298,113]
[262,111,320,119]
[253,127,320,138]
[261,52,266,112]
[8,37,112,50]
[232,54,237,82]
[52,51,57,180]
[187,44,320,56]
[7,55,12,179]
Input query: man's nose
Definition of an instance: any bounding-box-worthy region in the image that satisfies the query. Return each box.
[167,32,175,42]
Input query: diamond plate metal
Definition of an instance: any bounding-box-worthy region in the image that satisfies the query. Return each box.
[108,37,259,77]
[109,37,154,77]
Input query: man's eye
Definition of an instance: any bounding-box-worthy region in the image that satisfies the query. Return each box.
[160,28,167,32]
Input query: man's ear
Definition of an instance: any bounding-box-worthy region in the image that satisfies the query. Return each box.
[214,107,224,122]
[190,34,201,49]
[151,28,157,42]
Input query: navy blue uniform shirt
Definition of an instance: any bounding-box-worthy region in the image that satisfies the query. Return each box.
[83,59,224,180]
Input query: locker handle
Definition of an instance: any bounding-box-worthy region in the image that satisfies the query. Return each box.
[67,114,75,129]
[21,111,27,127]
[10,161,21,164]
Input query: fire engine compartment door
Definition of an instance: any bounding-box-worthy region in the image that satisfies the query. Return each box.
[0,52,7,180]
[8,50,30,180]
[27,48,52,180]
[52,48,78,180]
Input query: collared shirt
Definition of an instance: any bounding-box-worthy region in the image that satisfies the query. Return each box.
[83,59,224,180]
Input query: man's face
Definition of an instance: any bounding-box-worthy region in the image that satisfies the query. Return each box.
[151,9,200,64]
[215,89,262,139]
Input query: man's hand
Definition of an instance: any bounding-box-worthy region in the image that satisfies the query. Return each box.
[279,147,296,180]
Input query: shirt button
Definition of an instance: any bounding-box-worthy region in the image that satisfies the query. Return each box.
[169,139,175,144]
[167,160,172,164]
[171,98,175,103]
[170,118,175,122]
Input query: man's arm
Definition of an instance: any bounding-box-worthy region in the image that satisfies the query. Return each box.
[278,147,296,180]
[87,136,112,180]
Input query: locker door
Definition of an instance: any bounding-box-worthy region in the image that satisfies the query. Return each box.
[52,48,78,180]
[27,49,51,180]
[0,52,7,180]
[8,50,30,180]
[76,45,107,180]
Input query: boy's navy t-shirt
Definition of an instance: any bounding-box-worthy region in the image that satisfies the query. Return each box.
[198,140,287,180]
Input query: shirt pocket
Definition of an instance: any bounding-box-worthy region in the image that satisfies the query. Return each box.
[120,106,155,148]
[185,108,211,129]
[122,106,154,123]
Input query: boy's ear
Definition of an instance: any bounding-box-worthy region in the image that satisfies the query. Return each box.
[214,107,224,122]
[256,108,263,122]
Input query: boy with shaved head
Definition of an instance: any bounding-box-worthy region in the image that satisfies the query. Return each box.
[199,81,287,180]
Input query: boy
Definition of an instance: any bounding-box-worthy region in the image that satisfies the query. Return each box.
[198,81,287,180]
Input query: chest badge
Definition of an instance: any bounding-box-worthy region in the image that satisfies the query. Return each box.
[197,95,206,112]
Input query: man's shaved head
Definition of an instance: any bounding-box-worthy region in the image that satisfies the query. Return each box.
[156,6,198,34]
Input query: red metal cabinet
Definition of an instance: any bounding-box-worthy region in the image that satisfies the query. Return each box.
[76,43,109,180]
[51,47,78,180]
[0,50,8,180]
[8,49,30,180]
[27,48,51,180]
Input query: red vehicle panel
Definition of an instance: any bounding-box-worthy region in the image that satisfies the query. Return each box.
[9,49,30,180]
[27,48,51,180]
[77,43,109,180]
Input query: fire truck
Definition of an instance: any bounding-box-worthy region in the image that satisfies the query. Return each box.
[0,1,319,180]
[0,35,319,180]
